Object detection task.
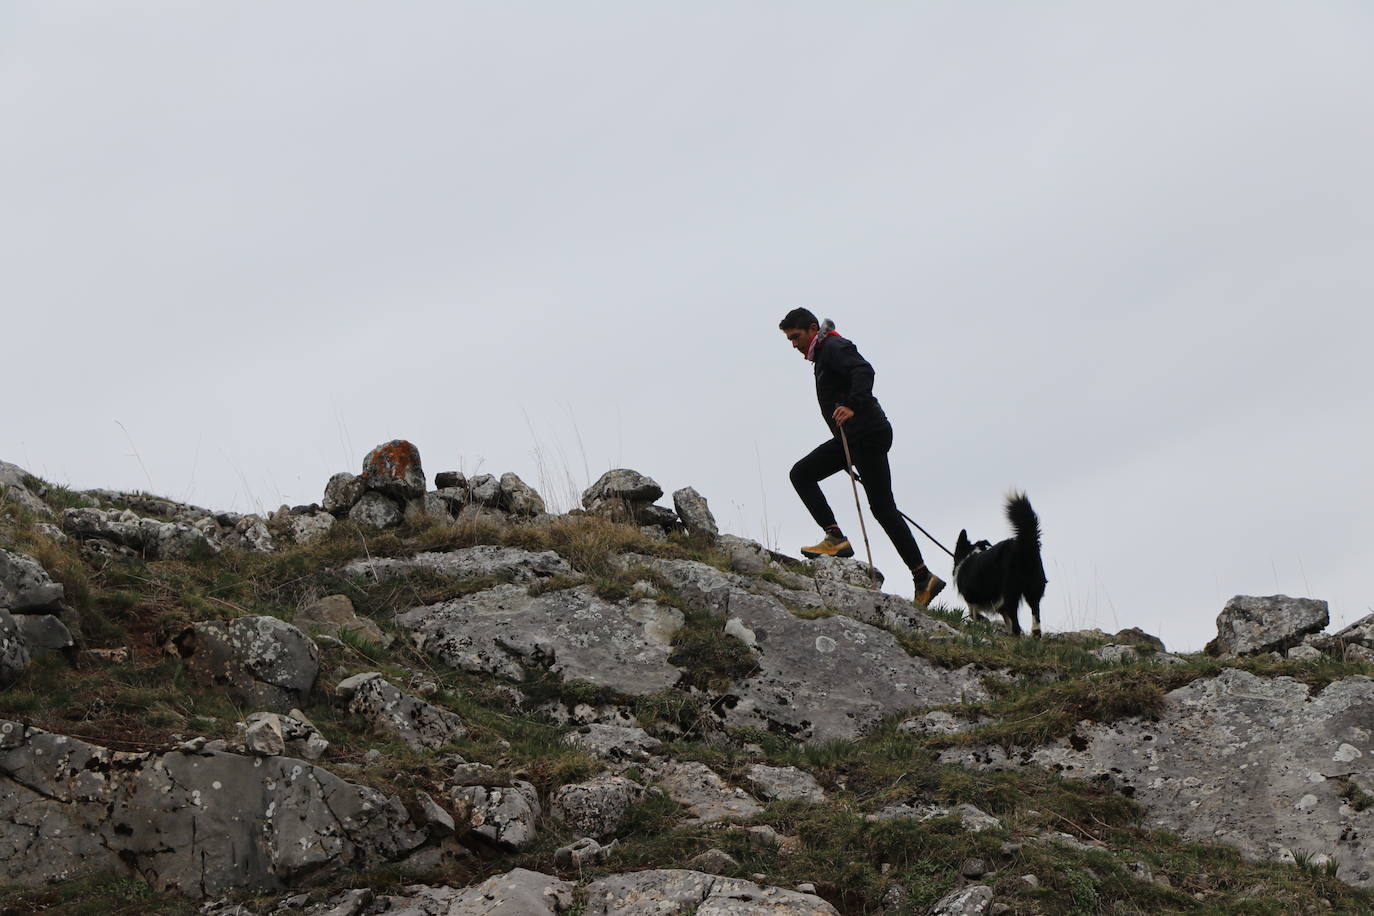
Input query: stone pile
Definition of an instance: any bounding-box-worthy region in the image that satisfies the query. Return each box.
[0,547,77,683]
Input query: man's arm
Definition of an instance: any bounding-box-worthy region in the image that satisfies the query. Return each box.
[829,339,878,414]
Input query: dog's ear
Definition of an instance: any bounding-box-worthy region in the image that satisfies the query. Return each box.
[955,530,970,556]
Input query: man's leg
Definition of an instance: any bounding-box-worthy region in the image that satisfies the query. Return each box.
[790,438,854,556]
[850,430,945,605]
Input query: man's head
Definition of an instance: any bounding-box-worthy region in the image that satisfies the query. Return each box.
[779,307,820,355]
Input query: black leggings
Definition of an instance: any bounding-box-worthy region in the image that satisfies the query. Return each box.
[789,425,926,573]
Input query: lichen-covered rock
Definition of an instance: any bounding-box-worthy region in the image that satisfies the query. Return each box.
[342,674,467,751]
[344,545,571,584]
[238,711,329,760]
[468,474,502,507]
[451,781,541,851]
[564,723,662,763]
[380,869,573,915]
[672,486,718,538]
[745,764,825,804]
[175,616,319,710]
[0,610,30,685]
[0,719,425,899]
[582,870,839,915]
[226,514,275,553]
[654,761,762,823]
[361,439,426,499]
[941,668,1374,886]
[398,585,683,697]
[323,471,366,515]
[13,613,73,654]
[348,491,404,529]
[1213,595,1329,657]
[0,549,64,612]
[867,802,1002,833]
[62,507,218,560]
[499,472,546,516]
[930,885,994,916]
[582,469,663,506]
[555,836,614,869]
[550,774,643,839]
[283,511,333,544]
[719,592,988,742]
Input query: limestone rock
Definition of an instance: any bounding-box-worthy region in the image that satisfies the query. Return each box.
[898,710,981,737]
[238,711,329,760]
[551,774,643,839]
[0,549,64,612]
[468,474,502,506]
[941,668,1374,886]
[564,723,662,763]
[175,616,320,710]
[672,486,718,538]
[344,545,572,584]
[930,885,994,915]
[62,507,218,560]
[582,870,839,915]
[323,471,366,516]
[344,675,467,751]
[382,870,573,915]
[348,492,404,529]
[555,836,614,869]
[0,610,30,686]
[14,613,73,654]
[361,439,426,500]
[499,472,546,515]
[451,781,541,850]
[867,802,1002,833]
[720,592,988,742]
[284,511,333,545]
[227,514,275,553]
[294,594,391,647]
[0,719,425,898]
[398,585,683,697]
[1092,644,1140,664]
[434,471,467,490]
[583,469,663,506]
[654,760,763,823]
[811,554,885,589]
[745,764,826,804]
[1213,595,1329,658]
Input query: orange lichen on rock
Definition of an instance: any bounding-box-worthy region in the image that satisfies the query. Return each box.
[360,439,426,499]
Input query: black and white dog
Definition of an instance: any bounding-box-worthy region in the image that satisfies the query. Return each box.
[952,492,1047,638]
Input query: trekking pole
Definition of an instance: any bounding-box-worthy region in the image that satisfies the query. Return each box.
[838,426,880,588]
[848,469,955,558]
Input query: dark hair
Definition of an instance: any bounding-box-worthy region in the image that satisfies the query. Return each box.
[778,308,819,332]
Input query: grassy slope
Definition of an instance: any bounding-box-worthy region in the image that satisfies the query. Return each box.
[1,483,1371,915]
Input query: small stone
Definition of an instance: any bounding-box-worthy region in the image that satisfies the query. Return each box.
[435,471,467,490]
[687,848,739,874]
[795,882,817,894]
[961,857,988,879]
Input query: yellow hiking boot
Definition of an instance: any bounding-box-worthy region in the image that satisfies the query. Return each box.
[800,534,855,559]
[914,568,946,608]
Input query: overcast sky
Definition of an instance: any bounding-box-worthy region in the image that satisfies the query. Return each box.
[4,3,1371,651]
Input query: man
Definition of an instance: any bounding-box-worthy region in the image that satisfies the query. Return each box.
[779,308,946,607]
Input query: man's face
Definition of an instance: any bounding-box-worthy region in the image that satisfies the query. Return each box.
[782,323,818,357]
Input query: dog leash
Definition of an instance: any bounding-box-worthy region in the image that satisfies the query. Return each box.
[845,462,955,558]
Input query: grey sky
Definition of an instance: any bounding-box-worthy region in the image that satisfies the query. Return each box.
[4,3,1371,650]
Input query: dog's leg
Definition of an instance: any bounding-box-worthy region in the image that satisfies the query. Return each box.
[1027,593,1042,639]
[1001,590,1022,637]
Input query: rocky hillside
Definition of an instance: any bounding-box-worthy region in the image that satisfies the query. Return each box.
[2,442,1373,915]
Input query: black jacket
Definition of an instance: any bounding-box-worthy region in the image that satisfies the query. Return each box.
[812,332,890,440]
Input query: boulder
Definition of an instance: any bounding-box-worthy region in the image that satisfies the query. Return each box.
[175,616,320,710]
[434,471,467,490]
[0,719,425,898]
[360,440,426,499]
[554,836,614,869]
[13,614,73,654]
[238,711,329,760]
[582,469,663,506]
[294,594,391,647]
[468,474,502,507]
[62,507,218,560]
[1333,613,1374,650]
[499,472,546,516]
[398,585,683,697]
[1213,595,1329,657]
[323,472,366,516]
[0,549,64,612]
[227,514,275,553]
[380,870,573,915]
[654,761,763,823]
[582,870,839,915]
[284,511,333,545]
[0,610,30,686]
[564,723,662,763]
[451,781,541,851]
[550,774,643,839]
[940,668,1374,886]
[930,885,994,915]
[672,487,718,538]
[341,675,467,751]
[344,545,571,584]
[745,764,826,804]
[348,492,405,529]
[719,592,988,742]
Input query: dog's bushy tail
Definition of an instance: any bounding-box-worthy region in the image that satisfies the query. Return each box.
[1005,491,1040,549]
